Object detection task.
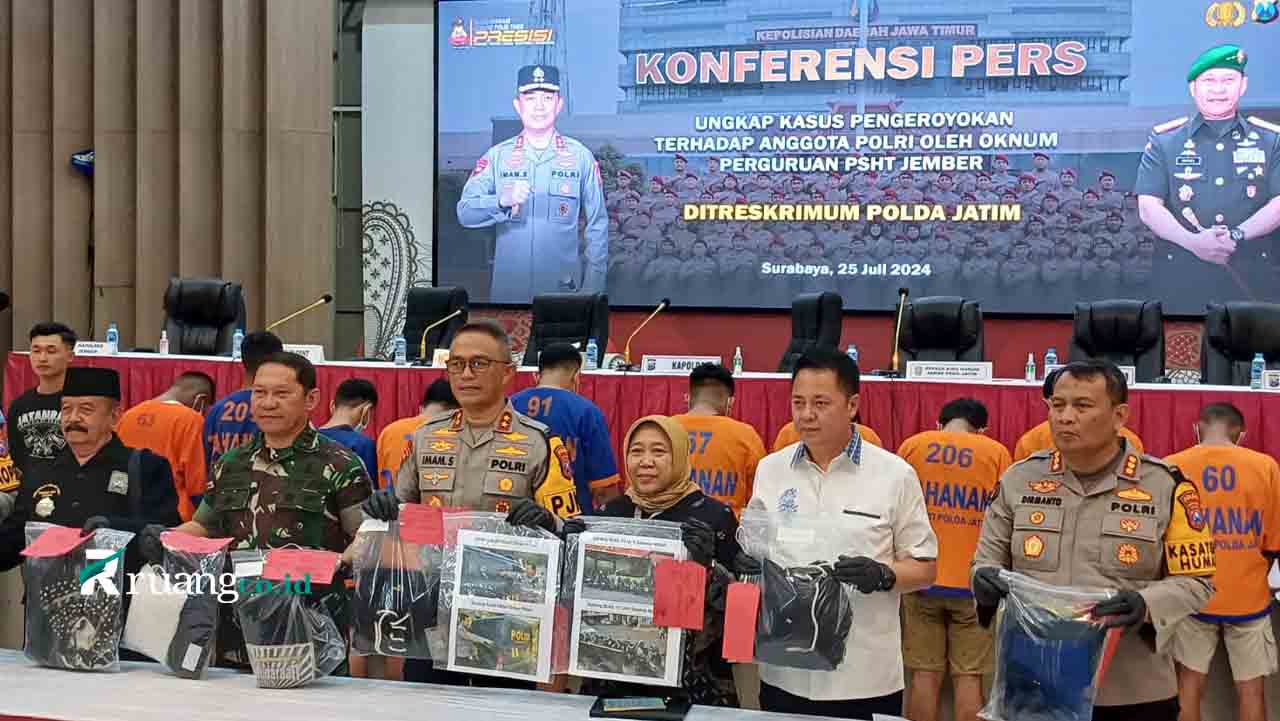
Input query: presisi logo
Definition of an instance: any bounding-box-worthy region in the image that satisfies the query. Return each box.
[79,547,126,596]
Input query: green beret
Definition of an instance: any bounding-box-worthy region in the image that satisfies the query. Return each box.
[1187,44,1247,82]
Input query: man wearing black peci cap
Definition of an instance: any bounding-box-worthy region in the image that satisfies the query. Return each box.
[458,64,607,302]
[0,367,181,571]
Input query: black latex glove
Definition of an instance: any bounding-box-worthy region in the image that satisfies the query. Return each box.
[1091,589,1148,629]
[506,498,557,533]
[81,516,110,537]
[972,566,1009,628]
[732,552,762,578]
[834,555,896,593]
[139,524,166,566]
[560,518,587,539]
[362,489,400,521]
[681,519,716,568]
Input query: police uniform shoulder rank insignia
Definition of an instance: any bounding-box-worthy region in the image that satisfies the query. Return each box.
[1116,543,1140,565]
[1028,479,1060,494]
[554,443,574,480]
[1029,511,1046,525]
[1153,117,1189,134]
[1023,535,1045,558]
[1120,517,1141,533]
[449,411,464,432]
[471,158,488,177]
[1178,487,1207,531]
[108,470,129,495]
[497,411,513,434]
[1120,454,1139,479]
[1117,487,1153,502]
[495,446,528,457]
[1049,452,1063,473]
[498,477,514,492]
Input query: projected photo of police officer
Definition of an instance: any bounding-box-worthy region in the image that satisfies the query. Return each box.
[458,65,608,304]
[1135,44,1280,303]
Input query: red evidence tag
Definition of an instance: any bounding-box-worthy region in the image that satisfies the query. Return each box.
[21,526,93,558]
[652,559,705,630]
[399,504,445,545]
[722,582,761,662]
[161,532,234,555]
[262,548,341,585]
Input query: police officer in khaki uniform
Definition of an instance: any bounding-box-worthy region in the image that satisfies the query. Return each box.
[972,361,1215,721]
[362,320,580,686]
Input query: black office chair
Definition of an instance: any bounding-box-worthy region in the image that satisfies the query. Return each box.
[1068,300,1164,382]
[1200,302,1280,385]
[777,292,843,373]
[162,277,246,355]
[898,296,984,362]
[522,293,610,366]
[403,286,469,362]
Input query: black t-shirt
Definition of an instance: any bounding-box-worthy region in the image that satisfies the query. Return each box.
[7,388,64,477]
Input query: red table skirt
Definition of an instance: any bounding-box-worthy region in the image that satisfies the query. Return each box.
[7,353,1280,462]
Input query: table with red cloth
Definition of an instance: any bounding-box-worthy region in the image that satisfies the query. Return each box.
[7,352,1280,464]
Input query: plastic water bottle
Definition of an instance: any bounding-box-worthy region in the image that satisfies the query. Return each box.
[1251,352,1265,389]
[846,344,859,366]
[732,346,744,376]
[106,322,119,355]
[585,339,599,371]
[232,328,244,361]
[394,335,408,366]
[158,330,170,355]
[1045,346,1058,368]
[1025,352,1036,382]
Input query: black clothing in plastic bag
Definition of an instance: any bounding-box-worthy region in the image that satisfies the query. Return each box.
[237,589,346,689]
[754,559,852,671]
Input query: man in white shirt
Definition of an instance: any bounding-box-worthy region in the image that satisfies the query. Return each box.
[748,349,938,719]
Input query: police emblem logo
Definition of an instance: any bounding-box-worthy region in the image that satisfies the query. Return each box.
[1120,518,1141,533]
[429,496,443,508]
[495,500,511,514]
[1116,543,1140,565]
[1178,488,1207,531]
[533,66,545,83]
[1023,534,1045,559]
[1117,487,1153,502]
[35,496,55,517]
[429,440,457,453]
[1029,511,1046,525]
[498,477,514,492]
[1028,479,1060,494]
[422,471,448,487]
[559,202,569,217]
[495,446,528,457]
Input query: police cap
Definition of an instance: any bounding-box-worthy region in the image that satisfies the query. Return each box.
[1187,45,1246,82]
[517,64,560,93]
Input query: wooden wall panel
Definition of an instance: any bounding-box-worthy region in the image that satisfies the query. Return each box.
[178,0,219,279]
[135,0,178,345]
[221,0,264,330]
[92,0,136,345]
[0,2,13,355]
[50,0,92,335]
[10,0,52,342]
[264,0,332,349]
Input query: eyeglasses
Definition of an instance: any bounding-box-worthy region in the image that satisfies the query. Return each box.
[445,357,508,375]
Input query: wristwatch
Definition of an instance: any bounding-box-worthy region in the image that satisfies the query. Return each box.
[1230,227,1246,244]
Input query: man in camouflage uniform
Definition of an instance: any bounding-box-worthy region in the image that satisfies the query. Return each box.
[166,351,373,667]
[973,361,1215,721]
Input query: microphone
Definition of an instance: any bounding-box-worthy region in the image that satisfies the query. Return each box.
[265,294,334,332]
[415,309,464,364]
[619,298,670,372]
[874,287,909,377]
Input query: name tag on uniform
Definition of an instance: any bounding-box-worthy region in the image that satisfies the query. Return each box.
[108,470,129,495]
[1175,157,1203,167]
[1234,148,1265,164]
